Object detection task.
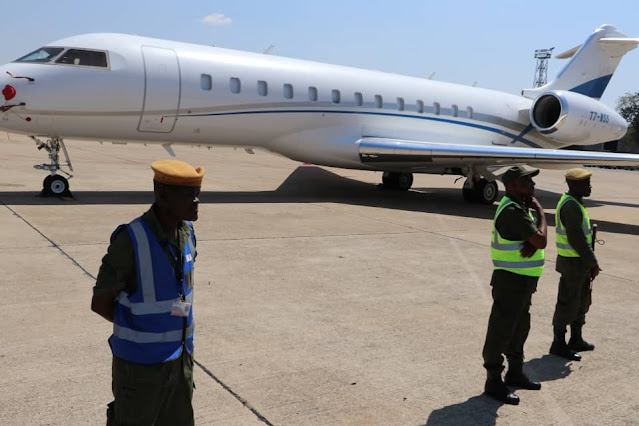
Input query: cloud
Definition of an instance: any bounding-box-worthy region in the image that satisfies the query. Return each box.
[201,13,232,26]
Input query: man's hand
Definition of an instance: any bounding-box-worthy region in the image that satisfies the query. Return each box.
[590,265,602,281]
[91,291,118,323]
[520,241,538,258]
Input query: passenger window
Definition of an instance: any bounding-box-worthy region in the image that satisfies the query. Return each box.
[354,92,363,106]
[467,106,474,119]
[284,84,294,99]
[201,74,212,91]
[308,86,318,101]
[452,104,459,117]
[15,47,64,63]
[258,80,268,96]
[332,90,341,104]
[230,77,241,94]
[55,49,108,67]
[375,95,383,108]
[397,97,405,111]
[433,102,440,115]
[416,100,424,113]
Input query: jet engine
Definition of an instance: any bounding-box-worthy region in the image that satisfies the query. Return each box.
[529,90,627,145]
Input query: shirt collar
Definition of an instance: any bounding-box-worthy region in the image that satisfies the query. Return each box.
[142,204,190,245]
[567,190,584,203]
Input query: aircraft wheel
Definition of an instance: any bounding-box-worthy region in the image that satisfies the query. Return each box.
[44,175,70,196]
[43,175,53,191]
[477,179,499,204]
[396,173,413,191]
[382,172,413,191]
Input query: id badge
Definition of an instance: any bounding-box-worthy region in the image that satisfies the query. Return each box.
[171,300,191,317]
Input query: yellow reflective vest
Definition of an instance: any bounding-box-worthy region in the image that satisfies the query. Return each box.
[491,196,545,277]
[555,193,592,257]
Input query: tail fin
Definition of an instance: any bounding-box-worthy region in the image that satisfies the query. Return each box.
[522,25,639,100]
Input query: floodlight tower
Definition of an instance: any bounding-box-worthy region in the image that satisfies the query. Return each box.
[533,48,554,87]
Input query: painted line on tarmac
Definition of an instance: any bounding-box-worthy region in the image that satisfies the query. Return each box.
[0,199,274,426]
[194,359,274,426]
[0,201,96,280]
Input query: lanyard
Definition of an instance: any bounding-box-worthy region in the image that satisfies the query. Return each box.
[166,242,185,295]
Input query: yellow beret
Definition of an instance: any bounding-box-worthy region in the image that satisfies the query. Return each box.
[151,160,204,187]
[565,168,593,181]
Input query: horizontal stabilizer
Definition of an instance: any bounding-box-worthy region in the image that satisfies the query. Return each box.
[555,45,582,59]
[358,138,639,169]
[522,25,638,100]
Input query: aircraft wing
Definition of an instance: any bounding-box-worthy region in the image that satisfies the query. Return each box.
[358,137,639,170]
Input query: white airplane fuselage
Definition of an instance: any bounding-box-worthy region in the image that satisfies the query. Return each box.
[3,33,618,170]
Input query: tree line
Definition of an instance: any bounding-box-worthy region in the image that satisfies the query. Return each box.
[616,92,639,153]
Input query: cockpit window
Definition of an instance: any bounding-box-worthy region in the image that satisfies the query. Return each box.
[55,49,108,68]
[14,47,64,63]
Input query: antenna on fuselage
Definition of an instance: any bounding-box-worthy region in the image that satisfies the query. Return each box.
[263,45,275,55]
[428,72,436,80]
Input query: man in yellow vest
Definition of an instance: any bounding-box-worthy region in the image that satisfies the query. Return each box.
[550,168,601,361]
[483,166,547,405]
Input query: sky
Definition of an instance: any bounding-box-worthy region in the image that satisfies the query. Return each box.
[0,0,637,109]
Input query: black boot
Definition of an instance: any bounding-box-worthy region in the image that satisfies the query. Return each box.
[568,324,595,352]
[504,361,541,390]
[550,327,581,361]
[485,379,520,405]
[484,368,519,405]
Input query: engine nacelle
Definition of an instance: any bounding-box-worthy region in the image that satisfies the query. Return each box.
[529,90,627,145]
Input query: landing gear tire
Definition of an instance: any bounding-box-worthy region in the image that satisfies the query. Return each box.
[43,175,70,197]
[477,179,499,204]
[462,178,498,204]
[382,172,413,191]
[32,136,74,198]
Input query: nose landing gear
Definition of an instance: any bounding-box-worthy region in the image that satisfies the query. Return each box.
[31,136,73,197]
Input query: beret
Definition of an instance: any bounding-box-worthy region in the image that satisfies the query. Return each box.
[501,165,540,185]
[565,168,592,181]
[151,160,204,187]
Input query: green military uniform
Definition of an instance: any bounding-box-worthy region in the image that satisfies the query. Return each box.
[483,194,543,379]
[94,205,195,426]
[552,192,597,331]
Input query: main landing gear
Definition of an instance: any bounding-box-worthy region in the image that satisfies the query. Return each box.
[31,136,73,197]
[462,177,499,204]
[381,171,414,191]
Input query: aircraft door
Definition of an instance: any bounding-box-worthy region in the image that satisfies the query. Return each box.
[138,46,180,133]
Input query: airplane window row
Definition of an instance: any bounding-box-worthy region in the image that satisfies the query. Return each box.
[14,47,108,68]
[199,74,474,119]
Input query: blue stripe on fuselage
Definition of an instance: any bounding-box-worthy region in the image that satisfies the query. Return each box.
[175,109,542,148]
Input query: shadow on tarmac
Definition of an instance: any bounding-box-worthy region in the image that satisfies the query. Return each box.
[422,355,573,426]
[1,166,638,234]
[423,395,502,426]
[524,354,574,383]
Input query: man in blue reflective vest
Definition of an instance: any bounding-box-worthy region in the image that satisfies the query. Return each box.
[550,168,601,361]
[482,166,547,405]
[91,159,203,426]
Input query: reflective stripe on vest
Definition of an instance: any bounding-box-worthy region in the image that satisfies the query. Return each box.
[491,196,545,277]
[109,217,196,364]
[555,193,592,257]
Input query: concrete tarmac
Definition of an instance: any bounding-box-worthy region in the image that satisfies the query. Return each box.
[1,132,638,425]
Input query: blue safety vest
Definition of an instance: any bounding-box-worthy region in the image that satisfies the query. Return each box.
[109,217,196,365]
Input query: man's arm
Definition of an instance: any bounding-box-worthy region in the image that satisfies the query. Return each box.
[525,197,547,250]
[91,290,118,323]
[91,229,135,322]
[561,201,600,278]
